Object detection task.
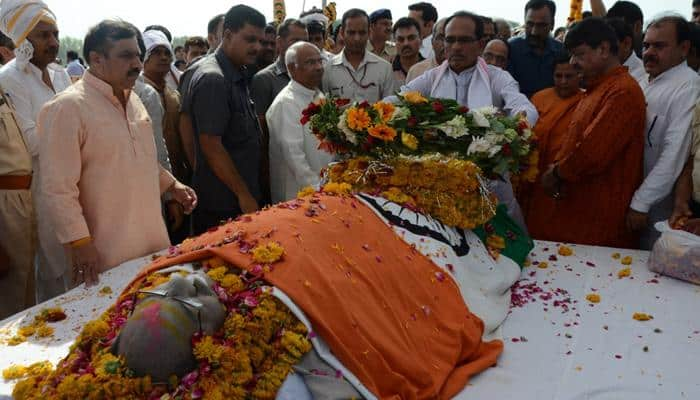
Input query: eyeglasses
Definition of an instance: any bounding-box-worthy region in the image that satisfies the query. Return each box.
[444,36,479,45]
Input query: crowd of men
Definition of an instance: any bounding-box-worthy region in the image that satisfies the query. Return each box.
[1,0,700,319]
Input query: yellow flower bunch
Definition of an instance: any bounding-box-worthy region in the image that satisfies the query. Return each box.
[297,186,316,198]
[367,124,397,142]
[322,181,353,195]
[2,361,52,380]
[403,91,428,104]
[346,107,371,130]
[372,102,395,122]
[251,242,285,264]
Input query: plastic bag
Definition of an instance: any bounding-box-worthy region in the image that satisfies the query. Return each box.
[648,221,700,284]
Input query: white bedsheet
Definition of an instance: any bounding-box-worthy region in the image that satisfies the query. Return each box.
[1,242,699,399]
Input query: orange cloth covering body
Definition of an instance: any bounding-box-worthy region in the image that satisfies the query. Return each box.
[525,66,645,248]
[522,87,583,237]
[129,194,503,399]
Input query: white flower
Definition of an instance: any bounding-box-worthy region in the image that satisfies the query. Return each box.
[389,106,411,122]
[437,115,469,138]
[488,144,502,157]
[467,137,491,155]
[483,132,503,145]
[476,105,498,116]
[337,112,358,145]
[471,110,491,128]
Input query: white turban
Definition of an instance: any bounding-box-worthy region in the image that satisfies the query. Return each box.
[300,12,329,27]
[0,0,56,67]
[143,29,172,61]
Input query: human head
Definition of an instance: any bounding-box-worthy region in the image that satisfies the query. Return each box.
[184,36,208,64]
[207,14,225,50]
[606,1,643,36]
[173,45,184,61]
[481,16,496,43]
[483,39,509,69]
[687,23,700,71]
[341,9,370,55]
[0,0,56,68]
[693,0,700,25]
[174,59,186,71]
[257,23,276,67]
[369,9,393,44]
[84,20,143,92]
[524,0,556,49]
[606,17,635,63]
[444,11,484,73]
[643,15,691,79]
[276,19,308,63]
[393,17,421,60]
[0,31,14,65]
[286,41,324,89]
[408,2,438,39]
[552,50,580,98]
[554,26,566,42]
[494,19,512,41]
[565,17,620,82]
[143,30,173,79]
[144,25,172,42]
[220,4,266,68]
[66,49,78,62]
[306,21,326,51]
[432,18,447,64]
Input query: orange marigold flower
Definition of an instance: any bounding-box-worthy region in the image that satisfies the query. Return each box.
[403,91,428,104]
[633,312,652,321]
[558,245,573,256]
[346,107,371,131]
[621,256,633,265]
[617,267,631,278]
[586,293,600,303]
[372,102,395,122]
[367,124,397,142]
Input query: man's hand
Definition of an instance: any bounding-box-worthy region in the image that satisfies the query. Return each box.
[626,208,649,232]
[168,181,197,214]
[166,201,184,231]
[66,241,100,286]
[681,218,700,235]
[239,192,259,214]
[670,201,692,229]
[541,164,561,198]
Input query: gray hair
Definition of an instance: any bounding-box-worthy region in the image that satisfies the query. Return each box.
[285,41,318,67]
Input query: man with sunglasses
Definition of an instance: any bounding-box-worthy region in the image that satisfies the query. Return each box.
[507,0,563,97]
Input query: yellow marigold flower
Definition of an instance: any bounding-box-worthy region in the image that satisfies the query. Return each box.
[367,124,397,142]
[322,182,352,195]
[99,286,113,296]
[346,107,371,130]
[81,319,110,342]
[621,256,633,265]
[403,91,428,104]
[611,252,621,259]
[537,261,548,269]
[3,365,28,380]
[401,132,419,150]
[252,242,285,264]
[617,268,631,279]
[586,293,601,303]
[36,324,54,338]
[382,187,415,205]
[207,266,228,282]
[486,235,506,250]
[372,102,395,122]
[18,325,36,337]
[633,312,653,321]
[297,186,316,198]
[193,336,224,364]
[220,274,244,291]
[558,245,573,256]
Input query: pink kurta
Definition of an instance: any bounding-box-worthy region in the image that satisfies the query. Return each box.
[37,71,175,271]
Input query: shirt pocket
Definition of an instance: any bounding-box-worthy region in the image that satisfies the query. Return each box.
[645,112,667,149]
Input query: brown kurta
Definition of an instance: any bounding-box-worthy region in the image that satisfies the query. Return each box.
[527,66,645,248]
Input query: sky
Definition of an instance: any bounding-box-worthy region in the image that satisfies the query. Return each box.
[52,0,693,39]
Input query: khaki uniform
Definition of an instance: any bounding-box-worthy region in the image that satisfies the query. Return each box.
[0,90,36,319]
[366,40,396,63]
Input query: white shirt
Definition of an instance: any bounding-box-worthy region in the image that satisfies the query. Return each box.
[419,34,434,60]
[166,65,181,92]
[65,59,85,78]
[630,62,700,213]
[266,80,334,203]
[0,59,71,157]
[133,75,171,172]
[322,49,397,103]
[623,52,646,85]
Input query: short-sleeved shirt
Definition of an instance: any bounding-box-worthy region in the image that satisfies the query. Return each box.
[250,58,290,116]
[507,36,563,98]
[322,50,398,104]
[392,54,424,86]
[188,49,262,212]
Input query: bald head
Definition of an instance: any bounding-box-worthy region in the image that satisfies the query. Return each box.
[286,41,324,89]
[483,39,509,69]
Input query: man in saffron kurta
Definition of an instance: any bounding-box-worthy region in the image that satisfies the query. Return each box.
[522,51,583,235]
[38,21,196,286]
[537,18,645,248]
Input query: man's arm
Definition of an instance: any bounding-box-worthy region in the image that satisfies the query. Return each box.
[267,104,319,188]
[494,68,539,126]
[630,82,700,213]
[137,84,172,171]
[0,73,39,156]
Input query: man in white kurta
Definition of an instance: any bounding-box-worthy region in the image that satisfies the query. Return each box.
[267,42,333,203]
[627,17,700,249]
[0,0,72,300]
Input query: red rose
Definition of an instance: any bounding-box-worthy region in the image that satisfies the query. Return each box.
[502,143,512,156]
[458,106,469,114]
[335,98,351,107]
[517,120,529,134]
[407,116,418,127]
[432,101,444,113]
[358,100,370,109]
[300,115,310,125]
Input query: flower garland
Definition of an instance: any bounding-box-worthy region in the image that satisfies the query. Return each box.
[9,249,312,400]
[323,155,497,229]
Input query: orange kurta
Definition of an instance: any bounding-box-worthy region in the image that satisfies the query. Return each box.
[131,194,503,399]
[522,87,583,235]
[527,66,645,248]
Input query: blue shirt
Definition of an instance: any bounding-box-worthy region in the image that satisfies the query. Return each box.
[507,36,563,98]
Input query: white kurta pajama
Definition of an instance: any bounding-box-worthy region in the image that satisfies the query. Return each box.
[266,80,334,203]
[632,62,700,249]
[390,57,539,230]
